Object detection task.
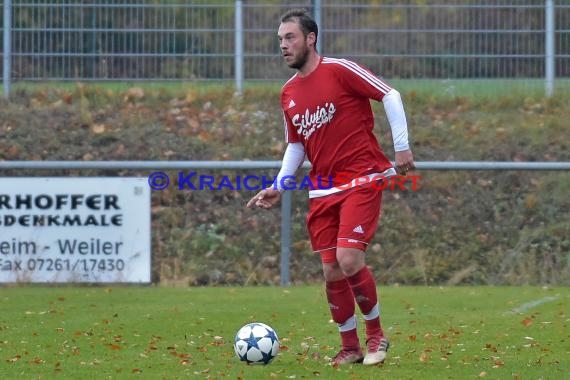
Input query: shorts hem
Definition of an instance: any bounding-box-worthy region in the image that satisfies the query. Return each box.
[337,238,368,251]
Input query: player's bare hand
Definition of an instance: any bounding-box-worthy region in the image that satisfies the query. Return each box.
[246,188,282,210]
[395,149,415,175]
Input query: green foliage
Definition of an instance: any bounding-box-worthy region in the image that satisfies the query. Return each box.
[0,82,569,285]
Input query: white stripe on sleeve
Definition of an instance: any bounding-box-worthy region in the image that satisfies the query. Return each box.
[322,57,392,95]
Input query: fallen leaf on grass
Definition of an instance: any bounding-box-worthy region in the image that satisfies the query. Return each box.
[92,124,106,134]
[492,358,505,368]
[124,87,145,102]
[7,355,21,363]
[484,343,497,352]
[210,336,225,346]
[185,90,197,104]
[30,356,45,365]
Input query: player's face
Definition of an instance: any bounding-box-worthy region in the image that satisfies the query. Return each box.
[277,22,311,70]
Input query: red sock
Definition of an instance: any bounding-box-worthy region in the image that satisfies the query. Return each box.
[347,266,384,339]
[326,278,360,350]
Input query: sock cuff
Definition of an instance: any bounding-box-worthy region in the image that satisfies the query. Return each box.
[363,303,380,320]
[338,314,357,332]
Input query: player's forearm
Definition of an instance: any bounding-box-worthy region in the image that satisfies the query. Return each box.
[382,89,410,152]
[274,142,305,191]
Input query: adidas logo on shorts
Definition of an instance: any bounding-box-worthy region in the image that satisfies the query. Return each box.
[353,225,364,234]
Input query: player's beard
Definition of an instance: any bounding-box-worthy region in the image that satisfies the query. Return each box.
[287,43,310,70]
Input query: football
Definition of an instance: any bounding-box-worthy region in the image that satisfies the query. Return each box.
[233,322,280,364]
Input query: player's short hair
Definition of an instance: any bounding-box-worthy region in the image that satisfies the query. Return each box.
[280,8,319,44]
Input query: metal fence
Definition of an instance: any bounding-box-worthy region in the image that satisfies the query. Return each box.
[2,1,569,96]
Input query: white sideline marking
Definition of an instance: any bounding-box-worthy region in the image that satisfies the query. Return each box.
[506,295,560,314]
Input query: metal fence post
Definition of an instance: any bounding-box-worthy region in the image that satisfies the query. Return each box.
[3,0,12,99]
[234,0,244,94]
[280,190,292,286]
[545,0,555,97]
[313,0,322,53]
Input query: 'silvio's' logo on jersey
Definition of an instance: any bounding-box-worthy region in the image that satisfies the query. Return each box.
[292,102,336,140]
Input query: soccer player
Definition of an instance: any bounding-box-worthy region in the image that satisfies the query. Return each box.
[246,8,415,366]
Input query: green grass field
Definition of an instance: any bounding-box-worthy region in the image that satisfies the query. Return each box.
[4,78,570,99]
[0,286,567,379]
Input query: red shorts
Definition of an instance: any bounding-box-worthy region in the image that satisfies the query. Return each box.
[306,183,382,264]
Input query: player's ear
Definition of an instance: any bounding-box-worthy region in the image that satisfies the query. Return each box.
[306,32,316,48]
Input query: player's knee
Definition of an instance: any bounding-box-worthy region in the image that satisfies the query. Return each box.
[322,262,344,282]
[336,250,365,277]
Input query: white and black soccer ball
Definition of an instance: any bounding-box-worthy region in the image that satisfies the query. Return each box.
[233,322,280,364]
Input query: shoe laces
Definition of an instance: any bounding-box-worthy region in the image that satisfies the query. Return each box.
[366,336,388,353]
